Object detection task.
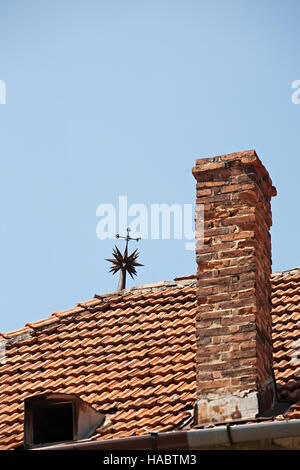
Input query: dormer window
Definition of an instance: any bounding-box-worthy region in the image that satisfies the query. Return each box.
[24,393,105,448]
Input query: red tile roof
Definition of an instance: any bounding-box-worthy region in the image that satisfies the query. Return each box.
[272,268,300,405]
[0,269,300,449]
[0,279,197,450]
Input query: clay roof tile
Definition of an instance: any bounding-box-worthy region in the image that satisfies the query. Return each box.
[1,271,300,448]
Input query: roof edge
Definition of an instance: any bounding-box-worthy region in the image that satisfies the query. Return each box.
[29,418,300,450]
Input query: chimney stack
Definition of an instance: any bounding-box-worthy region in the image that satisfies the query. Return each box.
[192,150,277,425]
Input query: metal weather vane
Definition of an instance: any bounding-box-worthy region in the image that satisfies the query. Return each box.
[106,227,144,291]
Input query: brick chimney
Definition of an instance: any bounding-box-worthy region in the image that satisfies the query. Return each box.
[192,150,277,425]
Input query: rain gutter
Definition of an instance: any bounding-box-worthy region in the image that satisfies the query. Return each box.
[30,419,300,450]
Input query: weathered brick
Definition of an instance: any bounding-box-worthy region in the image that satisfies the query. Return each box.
[220,315,256,327]
[197,326,232,337]
[235,190,259,204]
[196,194,230,204]
[221,331,255,344]
[197,379,231,390]
[196,188,212,196]
[219,368,254,379]
[193,150,276,425]
[219,150,256,162]
[220,231,255,242]
[194,161,225,172]
[220,183,255,194]
[220,214,256,227]
[196,241,236,254]
[240,340,257,350]
[196,363,232,372]
[196,372,214,381]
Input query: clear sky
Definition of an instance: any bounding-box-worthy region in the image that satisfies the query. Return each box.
[0,0,300,333]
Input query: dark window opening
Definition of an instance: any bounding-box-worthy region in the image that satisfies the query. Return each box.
[24,393,105,448]
[33,402,73,445]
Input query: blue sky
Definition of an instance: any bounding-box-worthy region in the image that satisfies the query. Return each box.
[0,0,299,333]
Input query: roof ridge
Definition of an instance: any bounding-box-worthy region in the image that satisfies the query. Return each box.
[94,279,196,301]
[271,266,300,278]
[2,267,298,340]
[0,278,197,340]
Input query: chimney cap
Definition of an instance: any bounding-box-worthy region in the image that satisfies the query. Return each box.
[192,149,277,197]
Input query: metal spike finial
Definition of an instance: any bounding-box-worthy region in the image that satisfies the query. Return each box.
[106,228,143,291]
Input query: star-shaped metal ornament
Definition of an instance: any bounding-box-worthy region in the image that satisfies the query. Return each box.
[106,228,144,290]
